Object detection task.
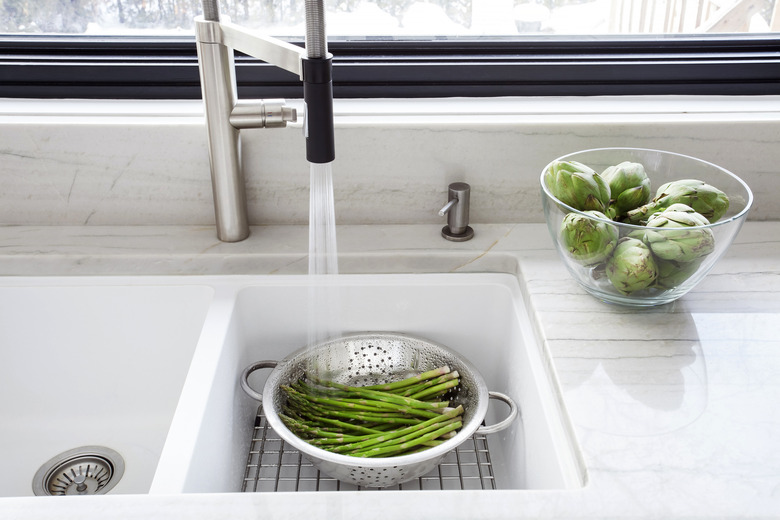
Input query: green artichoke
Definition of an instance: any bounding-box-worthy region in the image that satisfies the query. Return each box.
[641,203,715,263]
[601,161,652,217]
[544,160,611,213]
[560,210,618,266]
[624,179,729,224]
[606,237,658,294]
[654,257,703,289]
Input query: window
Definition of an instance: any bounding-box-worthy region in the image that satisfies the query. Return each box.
[1,0,780,98]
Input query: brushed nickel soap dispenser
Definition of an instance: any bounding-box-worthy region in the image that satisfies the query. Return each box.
[439,182,474,241]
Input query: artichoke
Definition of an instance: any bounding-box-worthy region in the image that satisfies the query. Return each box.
[654,257,703,289]
[601,161,652,217]
[624,179,729,224]
[544,160,611,213]
[606,237,658,294]
[560,210,618,266]
[641,203,715,263]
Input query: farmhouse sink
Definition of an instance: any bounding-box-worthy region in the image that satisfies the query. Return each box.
[0,277,214,497]
[0,273,584,499]
[152,273,585,493]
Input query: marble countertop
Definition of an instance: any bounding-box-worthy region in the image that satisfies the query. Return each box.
[1,222,779,519]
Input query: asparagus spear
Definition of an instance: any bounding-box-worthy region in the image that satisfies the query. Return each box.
[350,420,463,458]
[327,406,464,455]
[361,366,453,391]
[278,366,466,458]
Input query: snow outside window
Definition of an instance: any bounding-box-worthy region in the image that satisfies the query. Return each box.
[3,0,779,37]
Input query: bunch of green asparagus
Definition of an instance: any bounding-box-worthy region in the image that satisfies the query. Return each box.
[279,366,464,458]
[545,160,731,294]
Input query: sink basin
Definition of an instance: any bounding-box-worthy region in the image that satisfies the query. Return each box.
[0,278,214,497]
[152,273,585,493]
[0,273,584,500]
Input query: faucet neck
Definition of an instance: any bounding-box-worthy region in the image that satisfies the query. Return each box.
[200,0,220,21]
[305,0,328,59]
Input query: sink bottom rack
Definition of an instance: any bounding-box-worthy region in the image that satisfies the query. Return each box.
[242,406,498,492]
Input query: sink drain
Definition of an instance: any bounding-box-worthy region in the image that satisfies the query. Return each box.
[32,446,125,496]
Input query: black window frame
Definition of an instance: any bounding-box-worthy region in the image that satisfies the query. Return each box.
[1,33,780,99]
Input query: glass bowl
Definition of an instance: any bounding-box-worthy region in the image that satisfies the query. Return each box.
[540,147,753,307]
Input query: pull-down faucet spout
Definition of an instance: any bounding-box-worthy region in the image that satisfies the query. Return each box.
[196,0,335,242]
[302,0,336,165]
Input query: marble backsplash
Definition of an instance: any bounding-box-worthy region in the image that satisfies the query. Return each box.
[1,96,779,227]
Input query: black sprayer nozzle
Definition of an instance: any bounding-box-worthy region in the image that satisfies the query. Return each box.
[303,56,336,164]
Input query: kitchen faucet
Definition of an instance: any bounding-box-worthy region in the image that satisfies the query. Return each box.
[196,0,336,242]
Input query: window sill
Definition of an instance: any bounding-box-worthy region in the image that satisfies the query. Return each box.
[3,94,780,124]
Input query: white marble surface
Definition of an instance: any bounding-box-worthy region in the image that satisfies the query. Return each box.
[2,96,780,227]
[0,221,778,519]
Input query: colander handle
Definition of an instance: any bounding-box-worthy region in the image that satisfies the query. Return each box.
[476,391,518,435]
[240,360,278,401]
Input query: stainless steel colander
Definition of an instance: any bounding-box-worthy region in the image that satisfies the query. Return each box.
[240,332,517,488]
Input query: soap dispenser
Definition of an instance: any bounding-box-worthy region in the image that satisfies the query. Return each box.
[439,182,474,241]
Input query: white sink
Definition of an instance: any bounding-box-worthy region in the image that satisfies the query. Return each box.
[0,278,214,497]
[0,273,584,500]
[152,273,585,493]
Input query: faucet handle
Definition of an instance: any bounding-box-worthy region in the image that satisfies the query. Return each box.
[265,100,298,127]
[229,99,297,129]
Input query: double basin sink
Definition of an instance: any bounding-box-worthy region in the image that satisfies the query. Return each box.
[0,273,585,499]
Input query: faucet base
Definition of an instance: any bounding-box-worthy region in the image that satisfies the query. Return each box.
[441,225,474,242]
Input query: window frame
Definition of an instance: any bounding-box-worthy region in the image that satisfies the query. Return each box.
[1,33,779,99]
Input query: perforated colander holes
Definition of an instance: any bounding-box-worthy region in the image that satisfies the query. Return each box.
[442,380,464,403]
[348,466,405,486]
[349,344,394,379]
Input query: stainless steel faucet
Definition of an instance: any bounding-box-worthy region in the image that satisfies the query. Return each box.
[196,0,335,242]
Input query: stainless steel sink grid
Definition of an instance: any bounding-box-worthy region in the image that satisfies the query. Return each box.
[32,446,125,496]
[242,406,497,492]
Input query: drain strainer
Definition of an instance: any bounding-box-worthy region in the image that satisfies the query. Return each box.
[32,446,125,496]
